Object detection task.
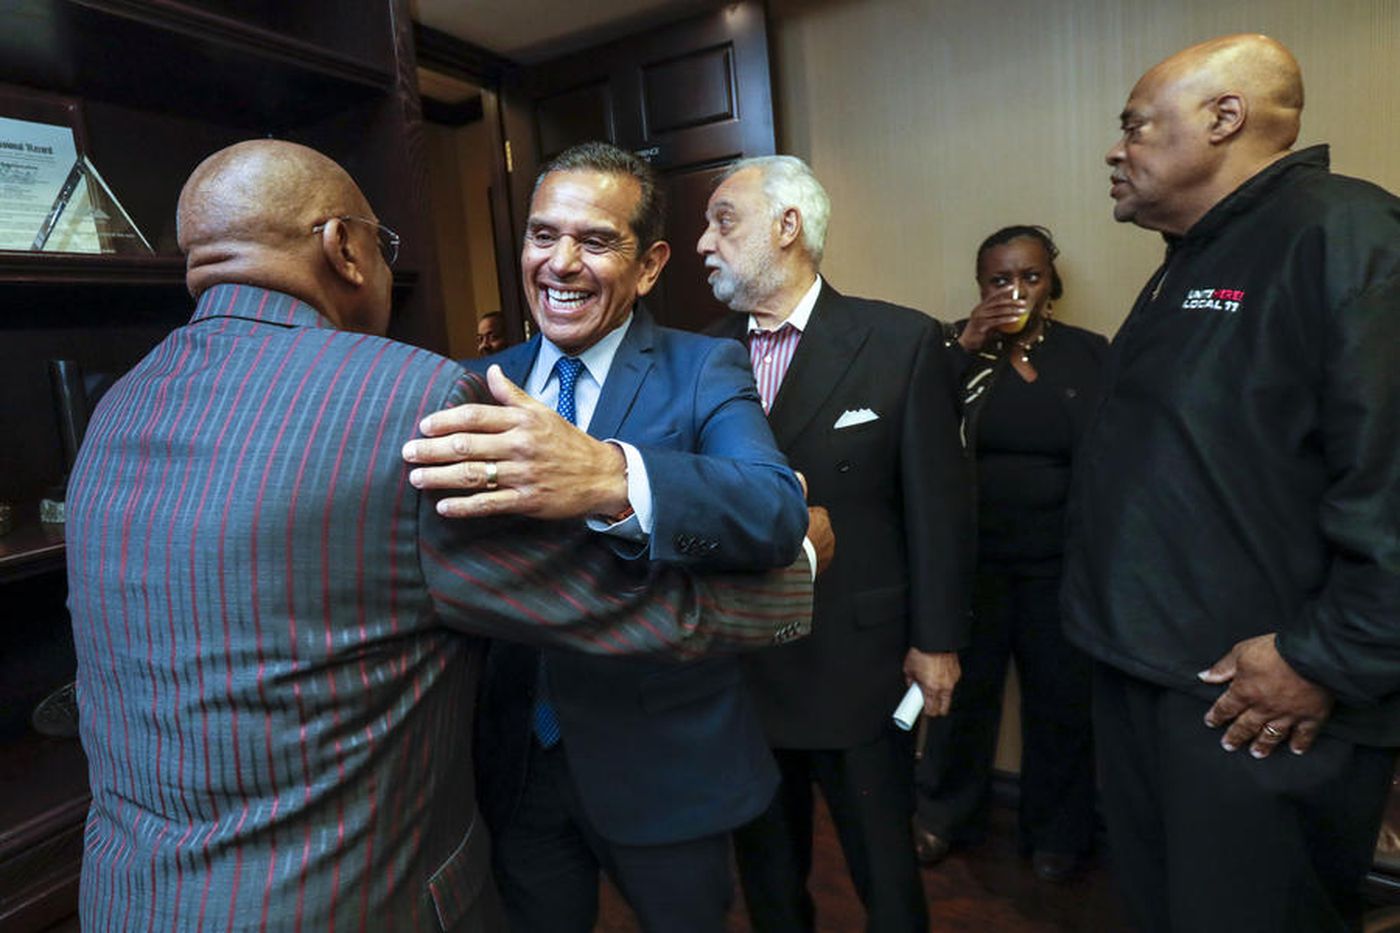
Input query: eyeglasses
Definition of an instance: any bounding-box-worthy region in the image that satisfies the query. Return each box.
[312,215,401,266]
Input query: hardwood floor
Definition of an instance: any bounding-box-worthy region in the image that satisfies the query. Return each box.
[40,780,1400,930]
[596,800,1128,932]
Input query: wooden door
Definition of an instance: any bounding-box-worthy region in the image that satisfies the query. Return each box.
[499,0,775,333]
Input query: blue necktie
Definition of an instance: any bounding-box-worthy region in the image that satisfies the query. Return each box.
[532,356,585,748]
[553,355,584,426]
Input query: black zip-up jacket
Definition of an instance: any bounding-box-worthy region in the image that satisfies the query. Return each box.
[1061,146,1400,746]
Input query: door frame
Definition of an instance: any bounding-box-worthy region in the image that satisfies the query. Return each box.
[414,23,529,343]
[414,0,775,340]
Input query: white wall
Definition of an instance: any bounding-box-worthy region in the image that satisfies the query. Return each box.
[769,0,1400,339]
[766,0,1400,768]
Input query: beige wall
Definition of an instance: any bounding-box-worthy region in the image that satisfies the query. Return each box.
[768,0,1400,339]
[766,0,1400,771]
[424,118,503,360]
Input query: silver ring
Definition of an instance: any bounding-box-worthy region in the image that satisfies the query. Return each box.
[483,460,498,491]
[1261,723,1285,739]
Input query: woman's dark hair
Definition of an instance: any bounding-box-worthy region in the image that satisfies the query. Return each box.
[975,225,1064,300]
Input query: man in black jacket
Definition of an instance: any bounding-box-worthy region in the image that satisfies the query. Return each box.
[1062,33,1399,933]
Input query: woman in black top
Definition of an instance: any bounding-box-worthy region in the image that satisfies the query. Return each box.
[913,225,1107,882]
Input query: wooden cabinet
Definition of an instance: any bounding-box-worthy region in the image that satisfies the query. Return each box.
[0,2,444,927]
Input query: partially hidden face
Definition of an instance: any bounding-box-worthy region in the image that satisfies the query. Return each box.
[476,317,506,356]
[697,167,783,311]
[351,211,394,337]
[978,237,1053,334]
[521,169,667,355]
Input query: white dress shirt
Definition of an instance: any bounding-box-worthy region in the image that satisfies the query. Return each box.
[525,313,652,541]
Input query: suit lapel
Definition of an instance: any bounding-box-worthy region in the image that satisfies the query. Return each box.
[487,337,539,387]
[768,284,868,448]
[587,304,656,440]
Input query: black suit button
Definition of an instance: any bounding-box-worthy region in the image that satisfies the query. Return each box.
[837,461,852,473]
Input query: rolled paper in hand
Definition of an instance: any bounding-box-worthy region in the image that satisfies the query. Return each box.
[892,682,924,731]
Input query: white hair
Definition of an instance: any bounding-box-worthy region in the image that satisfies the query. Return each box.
[722,155,831,266]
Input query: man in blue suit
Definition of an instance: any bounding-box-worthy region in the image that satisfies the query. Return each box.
[404,142,814,932]
[67,140,815,931]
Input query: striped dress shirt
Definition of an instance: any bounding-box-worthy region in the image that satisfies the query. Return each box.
[748,324,802,413]
[66,284,812,931]
[745,275,820,411]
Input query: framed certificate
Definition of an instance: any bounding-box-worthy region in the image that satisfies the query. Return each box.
[0,85,150,254]
[0,87,92,251]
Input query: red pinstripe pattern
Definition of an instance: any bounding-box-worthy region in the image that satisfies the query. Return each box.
[350,347,430,932]
[268,328,342,933]
[478,547,638,653]
[155,329,230,928]
[246,330,316,933]
[138,339,196,933]
[212,331,280,930]
[179,331,249,931]
[308,334,381,928]
[74,356,136,928]
[117,329,203,932]
[385,358,453,933]
[68,284,811,929]
[76,333,189,928]
[187,312,284,931]
[157,319,245,924]
[422,540,626,655]
[748,324,802,412]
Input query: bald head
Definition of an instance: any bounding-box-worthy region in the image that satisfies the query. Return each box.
[177,139,390,333]
[1107,34,1305,235]
[1139,34,1303,151]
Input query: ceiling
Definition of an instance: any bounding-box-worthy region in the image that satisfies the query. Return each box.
[413,0,717,65]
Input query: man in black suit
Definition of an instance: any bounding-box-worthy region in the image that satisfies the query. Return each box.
[702,155,973,932]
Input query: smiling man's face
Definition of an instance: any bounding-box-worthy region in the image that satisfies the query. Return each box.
[521,169,669,354]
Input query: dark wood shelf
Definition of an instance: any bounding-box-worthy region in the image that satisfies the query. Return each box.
[0,2,440,925]
[0,252,186,286]
[0,734,87,860]
[79,0,393,86]
[0,254,423,290]
[0,517,65,585]
[0,732,87,930]
[3,1,394,130]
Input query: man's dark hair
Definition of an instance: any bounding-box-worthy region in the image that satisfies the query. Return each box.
[534,141,667,250]
[976,224,1064,300]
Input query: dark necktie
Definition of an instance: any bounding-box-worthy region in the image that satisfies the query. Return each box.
[532,355,585,748]
[553,355,584,426]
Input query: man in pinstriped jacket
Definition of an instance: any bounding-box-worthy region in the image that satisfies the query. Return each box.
[65,139,812,931]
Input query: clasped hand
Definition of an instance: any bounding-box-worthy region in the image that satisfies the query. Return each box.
[1198,633,1333,759]
[401,365,630,520]
[903,647,960,717]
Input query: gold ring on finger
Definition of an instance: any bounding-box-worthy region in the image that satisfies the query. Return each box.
[1261,723,1285,739]
[483,460,498,491]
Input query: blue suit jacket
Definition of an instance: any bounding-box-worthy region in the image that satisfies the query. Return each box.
[473,306,808,845]
[67,287,814,931]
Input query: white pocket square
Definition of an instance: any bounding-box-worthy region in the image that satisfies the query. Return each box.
[833,408,878,429]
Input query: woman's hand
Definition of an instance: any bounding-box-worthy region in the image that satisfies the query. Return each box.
[958,289,1028,351]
